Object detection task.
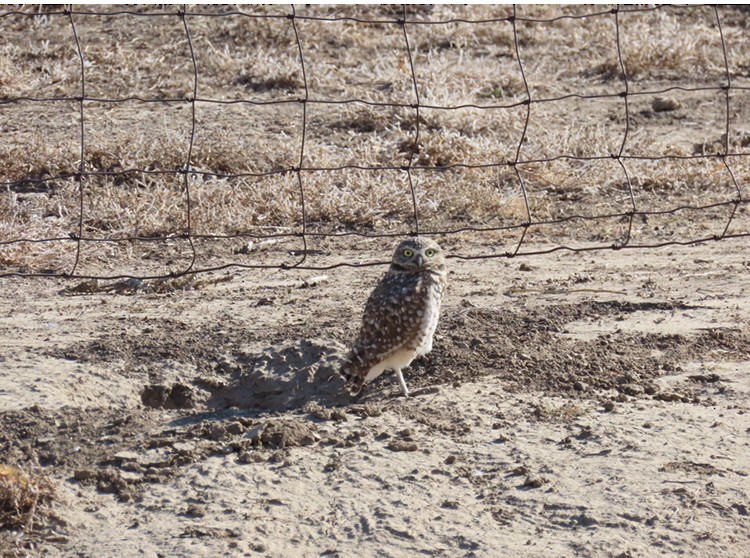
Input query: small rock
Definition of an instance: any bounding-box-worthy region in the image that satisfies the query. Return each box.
[225,422,244,436]
[652,96,681,112]
[621,383,644,396]
[576,513,599,527]
[238,451,266,464]
[523,475,548,488]
[603,401,616,412]
[644,384,659,395]
[183,504,207,518]
[654,392,682,402]
[113,451,140,462]
[244,424,264,443]
[386,440,418,452]
[512,465,529,476]
[74,469,96,481]
[208,424,227,441]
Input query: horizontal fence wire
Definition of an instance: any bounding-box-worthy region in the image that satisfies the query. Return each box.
[0,4,748,280]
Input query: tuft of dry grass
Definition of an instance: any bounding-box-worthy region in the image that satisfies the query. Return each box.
[0,464,55,531]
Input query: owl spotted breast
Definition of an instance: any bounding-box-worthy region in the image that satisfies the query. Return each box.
[340,238,447,397]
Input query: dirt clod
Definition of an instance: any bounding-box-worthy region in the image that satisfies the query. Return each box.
[141,384,195,410]
[386,440,419,452]
[257,421,319,449]
[523,476,549,489]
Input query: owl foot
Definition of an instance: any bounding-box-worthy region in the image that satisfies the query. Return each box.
[345,379,365,400]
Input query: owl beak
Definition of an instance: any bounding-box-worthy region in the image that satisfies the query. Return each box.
[415,254,425,267]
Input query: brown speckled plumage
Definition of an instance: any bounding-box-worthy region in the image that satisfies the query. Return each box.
[340,238,446,397]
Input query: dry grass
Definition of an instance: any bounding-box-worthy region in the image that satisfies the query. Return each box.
[1,5,749,273]
[0,463,57,558]
[0,464,55,530]
[0,463,56,558]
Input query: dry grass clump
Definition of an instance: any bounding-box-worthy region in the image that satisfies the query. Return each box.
[593,6,744,84]
[189,174,302,235]
[0,464,55,531]
[0,463,58,558]
[0,140,74,187]
[0,102,80,185]
[0,15,80,98]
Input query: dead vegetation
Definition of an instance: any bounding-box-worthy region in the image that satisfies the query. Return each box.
[0,464,55,530]
[0,463,57,557]
[0,4,749,275]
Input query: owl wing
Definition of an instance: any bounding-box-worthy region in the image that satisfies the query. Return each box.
[341,272,426,379]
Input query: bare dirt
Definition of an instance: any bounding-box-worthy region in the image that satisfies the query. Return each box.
[2,237,750,557]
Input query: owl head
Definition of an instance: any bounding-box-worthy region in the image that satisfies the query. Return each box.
[390,237,446,273]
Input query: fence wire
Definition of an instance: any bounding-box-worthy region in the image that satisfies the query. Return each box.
[0,4,748,280]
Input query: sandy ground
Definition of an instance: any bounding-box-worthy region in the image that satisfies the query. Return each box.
[1,236,749,557]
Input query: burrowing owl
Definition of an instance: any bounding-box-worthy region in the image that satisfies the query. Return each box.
[340,237,447,397]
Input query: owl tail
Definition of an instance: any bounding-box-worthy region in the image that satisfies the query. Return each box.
[339,350,366,396]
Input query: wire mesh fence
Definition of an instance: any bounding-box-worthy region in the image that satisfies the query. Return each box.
[0,4,748,280]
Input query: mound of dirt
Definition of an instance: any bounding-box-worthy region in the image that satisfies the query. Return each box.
[204,338,351,410]
[410,301,750,401]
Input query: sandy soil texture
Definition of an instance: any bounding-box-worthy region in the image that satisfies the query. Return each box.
[1,237,750,557]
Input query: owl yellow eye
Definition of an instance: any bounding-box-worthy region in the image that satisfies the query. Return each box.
[402,248,414,258]
[425,248,435,257]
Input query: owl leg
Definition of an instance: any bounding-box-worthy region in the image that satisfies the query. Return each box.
[394,368,409,397]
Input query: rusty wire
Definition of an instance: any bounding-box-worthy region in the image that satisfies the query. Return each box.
[0,4,748,280]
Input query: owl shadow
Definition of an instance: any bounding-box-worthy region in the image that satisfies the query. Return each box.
[205,338,353,412]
